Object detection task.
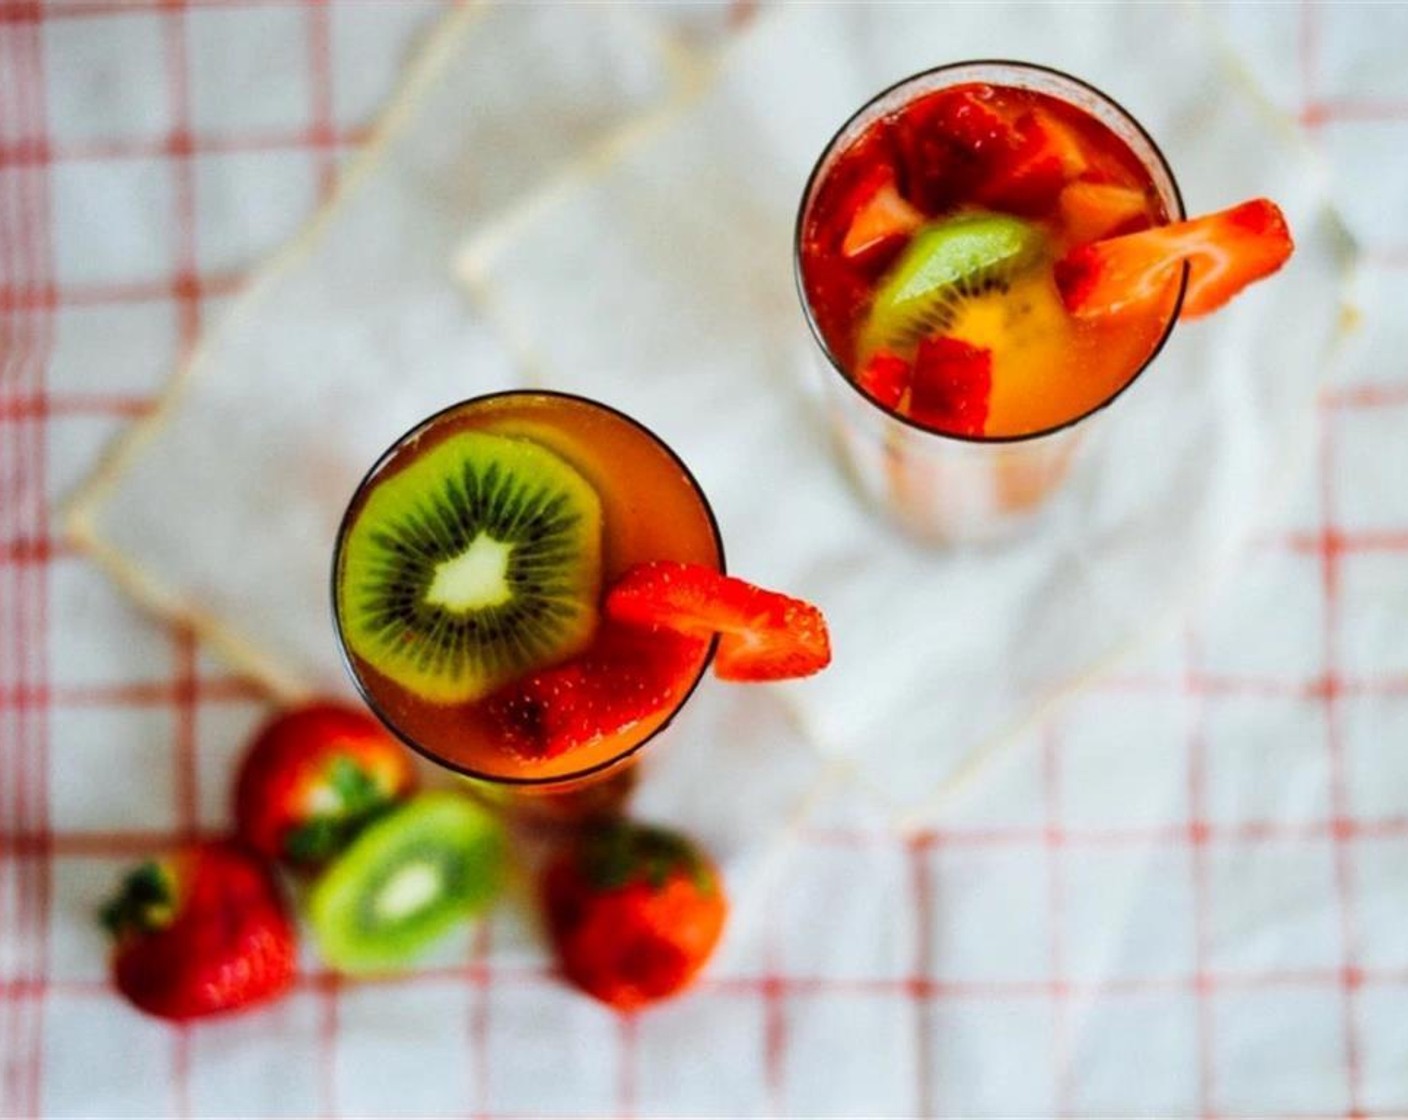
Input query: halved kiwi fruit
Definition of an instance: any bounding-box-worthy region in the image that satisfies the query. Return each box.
[338,431,603,705]
[309,792,506,972]
[859,211,1047,357]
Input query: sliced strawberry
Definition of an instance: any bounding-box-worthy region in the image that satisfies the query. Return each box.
[605,561,831,683]
[1055,198,1294,320]
[1058,181,1153,245]
[841,175,924,262]
[907,336,993,437]
[484,624,706,761]
[855,349,911,410]
[978,109,1089,215]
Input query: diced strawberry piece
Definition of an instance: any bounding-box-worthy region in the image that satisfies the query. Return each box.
[805,125,905,257]
[605,561,831,683]
[1055,198,1294,320]
[855,349,911,410]
[841,176,924,262]
[978,109,1089,215]
[485,624,707,760]
[907,336,992,437]
[918,86,1015,155]
[1030,108,1090,177]
[1058,181,1153,245]
[891,86,1029,214]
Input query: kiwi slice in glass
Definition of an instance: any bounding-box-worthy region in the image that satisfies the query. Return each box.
[859,211,1047,357]
[338,431,603,705]
[310,792,507,972]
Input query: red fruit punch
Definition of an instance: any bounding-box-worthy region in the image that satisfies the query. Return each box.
[605,561,831,682]
[102,841,297,1021]
[1056,197,1293,320]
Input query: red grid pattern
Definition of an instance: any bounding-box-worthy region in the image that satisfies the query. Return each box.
[2,1,1406,1117]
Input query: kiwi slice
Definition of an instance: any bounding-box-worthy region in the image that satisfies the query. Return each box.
[859,211,1047,357]
[309,792,506,972]
[338,431,603,705]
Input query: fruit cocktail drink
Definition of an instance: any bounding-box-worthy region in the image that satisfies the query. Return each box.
[333,391,830,795]
[796,61,1292,543]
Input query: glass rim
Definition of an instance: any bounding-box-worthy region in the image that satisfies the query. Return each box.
[792,58,1190,446]
[329,388,726,789]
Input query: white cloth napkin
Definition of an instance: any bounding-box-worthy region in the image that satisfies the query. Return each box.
[69,2,1350,831]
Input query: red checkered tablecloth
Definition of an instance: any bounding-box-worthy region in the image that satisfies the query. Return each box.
[4,2,1408,1117]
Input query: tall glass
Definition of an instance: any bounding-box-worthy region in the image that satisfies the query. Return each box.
[794,61,1187,544]
[331,391,724,809]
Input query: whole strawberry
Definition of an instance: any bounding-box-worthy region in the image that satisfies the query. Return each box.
[101,841,297,1021]
[542,822,727,1011]
[235,701,416,868]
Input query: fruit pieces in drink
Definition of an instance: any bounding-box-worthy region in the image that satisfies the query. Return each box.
[800,81,1294,439]
[484,622,707,761]
[335,395,830,782]
[334,394,720,783]
[483,561,832,760]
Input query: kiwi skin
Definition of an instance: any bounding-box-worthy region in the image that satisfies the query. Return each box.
[859,211,1047,358]
[309,792,507,973]
[337,430,603,706]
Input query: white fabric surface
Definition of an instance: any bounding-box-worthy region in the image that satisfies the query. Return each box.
[29,2,1408,1117]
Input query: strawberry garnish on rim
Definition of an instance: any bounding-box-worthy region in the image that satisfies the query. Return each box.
[908,336,993,437]
[1055,197,1294,320]
[606,562,831,683]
